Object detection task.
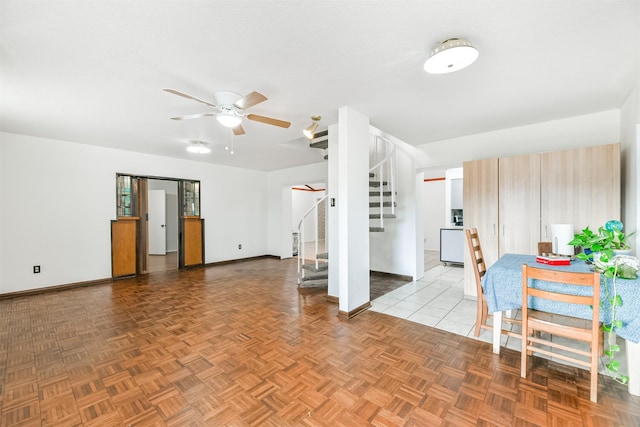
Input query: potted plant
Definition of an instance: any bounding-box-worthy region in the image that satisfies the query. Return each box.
[568,220,635,277]
[569,220,637,385]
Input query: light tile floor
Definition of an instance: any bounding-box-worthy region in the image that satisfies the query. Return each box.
[370,252,628,377]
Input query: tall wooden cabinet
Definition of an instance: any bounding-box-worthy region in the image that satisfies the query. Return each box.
[498,154,541,255]
[463,158,499,296]
[463,143,620,298]
[540,144,620,239]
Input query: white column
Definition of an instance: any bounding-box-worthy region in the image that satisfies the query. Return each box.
[337,107,370,315]
[327,124,339,298]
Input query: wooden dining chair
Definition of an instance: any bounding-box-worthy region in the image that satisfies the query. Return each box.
[520,264,601,402]
[465,228,520,338]
[537,241,552,256]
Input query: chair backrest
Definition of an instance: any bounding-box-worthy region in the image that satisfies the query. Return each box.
[521,265,600,311]
[537,241,552,256]
[521,264,601,401]
[465,228,486,296]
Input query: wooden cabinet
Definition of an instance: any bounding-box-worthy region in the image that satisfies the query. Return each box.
[182,217,204,267]
[540,143,620,239]
[498,153,541,256]
[463,143,620,298]
[463,158,499,297]
[111,219,137,277]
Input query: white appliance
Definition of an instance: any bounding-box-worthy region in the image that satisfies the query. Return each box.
[551,224,574,255]
[440,228,464,265]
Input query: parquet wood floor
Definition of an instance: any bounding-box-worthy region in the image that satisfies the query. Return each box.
[1,257,639,426]
[148,253,178,273]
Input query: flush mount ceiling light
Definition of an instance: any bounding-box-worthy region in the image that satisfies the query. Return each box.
[216,107,243,128]
[186,140,211,154]
[424,38,479,74]
[303,115,322,139]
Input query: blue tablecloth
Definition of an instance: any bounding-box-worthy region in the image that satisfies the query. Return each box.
[482,253,640,344]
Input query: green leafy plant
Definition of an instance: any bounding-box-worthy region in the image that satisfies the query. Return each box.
[569,220,637,385]
[569,221,635,276]
[600,258,629,384]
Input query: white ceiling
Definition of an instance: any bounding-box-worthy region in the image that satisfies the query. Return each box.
[1,1,638,171]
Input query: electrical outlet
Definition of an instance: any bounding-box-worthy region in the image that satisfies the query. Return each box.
[33,265,41,274]
[238,244,242,250]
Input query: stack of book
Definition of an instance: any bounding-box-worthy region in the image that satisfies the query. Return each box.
[535,255,571,266]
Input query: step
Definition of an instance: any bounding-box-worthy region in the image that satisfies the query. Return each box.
[369,191,395,197]
[369,213,397,219]
[316,252,329,259]
[369,181,388,187]
[301,263,329,273]
[313,129,328,139]
[310,139,328,150]
[301,272,328,281]
[369,201,397,208]
[298,278,328,288]
[309,130,329,150]
[369,226,385,232]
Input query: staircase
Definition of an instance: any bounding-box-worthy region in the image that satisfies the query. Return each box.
[296,196,329,287]
[297,133,397,287]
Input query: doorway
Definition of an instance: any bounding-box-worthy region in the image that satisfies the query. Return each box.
[111,174,204,278]
[291,182,326,260]
[148,179,179,272]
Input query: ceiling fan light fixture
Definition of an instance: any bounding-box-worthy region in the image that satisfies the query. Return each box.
[424,38,478,74]
[216,110,243,128]
[186,140,211,154]
[303,115,322,139]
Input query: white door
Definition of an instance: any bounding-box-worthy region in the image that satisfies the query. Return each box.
[149,189,166,255]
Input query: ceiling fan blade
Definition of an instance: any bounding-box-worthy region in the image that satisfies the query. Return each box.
[233,124,246,136]
[247,114,291,128]
[163,88,218,108]
[234,91,267,110]
[170,112,216,120]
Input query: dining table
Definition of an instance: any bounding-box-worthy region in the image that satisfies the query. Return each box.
[482,253,640,396]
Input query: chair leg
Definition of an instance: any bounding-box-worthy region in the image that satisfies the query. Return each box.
[590,367,598,402]
[590,338,599,402]
[598,327,605,357]
[474,297,483,337]
[521,325,528,378]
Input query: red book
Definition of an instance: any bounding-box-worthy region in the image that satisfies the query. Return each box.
[536,255,571,266]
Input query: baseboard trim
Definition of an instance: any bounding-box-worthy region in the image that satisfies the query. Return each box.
[325,295,339,304]
[0,277,113,300]
[338,301,371,319]
[1,255,282,298]
[203,254,279,267]
[370,270,413,282]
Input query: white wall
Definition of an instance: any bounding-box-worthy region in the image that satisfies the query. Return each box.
[620,81,639,254]
[0,132,268,294]
[417,110,620,167]
[422,176,446,251]
[369,133,420,278]
[2,108,629,294]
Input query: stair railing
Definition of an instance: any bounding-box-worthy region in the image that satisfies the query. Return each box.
[297,194,328,284]
[369,135,396,230]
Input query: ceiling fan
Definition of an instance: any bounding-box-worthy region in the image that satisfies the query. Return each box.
[163,89,291,135]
